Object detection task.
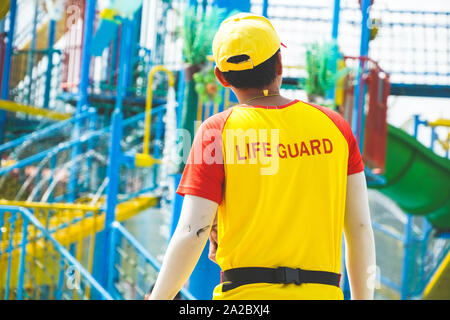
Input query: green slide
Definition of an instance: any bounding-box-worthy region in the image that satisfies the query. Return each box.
[370,125,450,230]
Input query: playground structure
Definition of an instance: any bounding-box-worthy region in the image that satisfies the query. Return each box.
[0,0,448,300]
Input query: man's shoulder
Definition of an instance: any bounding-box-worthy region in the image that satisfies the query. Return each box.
[301,101,352,137]
[201,107,234,131]
[301,101,346,123]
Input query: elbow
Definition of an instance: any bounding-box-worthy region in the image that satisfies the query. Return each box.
[173,223,211,246]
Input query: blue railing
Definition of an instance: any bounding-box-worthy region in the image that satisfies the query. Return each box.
[0,109,95,155]
[0,106,166,205]
[0,205,112,300]
[0,105,166,177]
[107,221,195,300]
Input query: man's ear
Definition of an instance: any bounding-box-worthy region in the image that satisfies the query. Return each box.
[214,66,230,87]
[275,51,283,76]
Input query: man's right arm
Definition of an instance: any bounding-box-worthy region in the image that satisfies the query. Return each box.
[343,171,376,300]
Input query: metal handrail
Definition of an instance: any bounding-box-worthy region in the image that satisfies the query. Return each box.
[0,109,95,154]
[110,221,196,300]
[0,205,113,300]
[0,105,166,176]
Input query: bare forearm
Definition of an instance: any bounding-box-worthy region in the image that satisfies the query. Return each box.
[345,225,376,300]
[344,172,376,300]
[149,227,210,299]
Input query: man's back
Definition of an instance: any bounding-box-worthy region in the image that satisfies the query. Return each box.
[177,100,364,299]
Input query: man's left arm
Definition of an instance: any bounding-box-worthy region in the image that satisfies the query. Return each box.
[147,194,218,300]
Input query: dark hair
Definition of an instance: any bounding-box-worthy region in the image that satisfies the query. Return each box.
[221,49,280,89]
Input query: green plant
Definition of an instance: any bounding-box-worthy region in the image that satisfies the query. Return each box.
[193,66,222,104]
[303,41,349,97]
[181,6,228,66]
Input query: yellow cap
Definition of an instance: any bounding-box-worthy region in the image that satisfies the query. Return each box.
[212,13,284,72]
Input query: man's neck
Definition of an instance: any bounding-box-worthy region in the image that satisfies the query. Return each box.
[234,84,292,107]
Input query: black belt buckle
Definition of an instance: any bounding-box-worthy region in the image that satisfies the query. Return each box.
[276,267,302,285]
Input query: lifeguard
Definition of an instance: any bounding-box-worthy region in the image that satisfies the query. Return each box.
[148,13,376,301]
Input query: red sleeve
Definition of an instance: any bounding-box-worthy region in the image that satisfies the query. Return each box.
[304,102,365,175]
[176,108,233,204]
[341,119,365,175]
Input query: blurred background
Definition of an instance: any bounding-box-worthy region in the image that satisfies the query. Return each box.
[0,0,448,300]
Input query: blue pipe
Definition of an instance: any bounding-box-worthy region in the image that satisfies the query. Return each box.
[262,0,269,17]
[43,19,57,109]
[0,0,18,144]
[401,214,414,300]
[68,0,96,202]
[213,0,251,15]
[152,112,164,187]
[4,214,16,299]
[113,222,161,276]
[26,1,39,106]
[430,127,438,152]
[100,109,123,287]
[418,218,432,292]
[331,0,341,41]
[77,0,96,113]
[84,109,98,193]
[352,0,371,149]
[327,0,341,103]
[107,221,118,294]
[372,221,404,242]
[56,256,65,300]
[176,69,185,127]
[0,110,94,154]
[380,274,402,293]
[413,115,421,140]
[0,130,94,176]
[0,211,4,255]
[16,217,29,300]
[47,154,57,203]
[99,18,134,288]
[342,260,351,300]
[0,107,164,177]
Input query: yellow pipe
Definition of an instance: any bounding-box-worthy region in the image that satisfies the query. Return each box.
[204,103,211,121]
[423,251,450,299]
[0,200,100,212]
[196,98,203,123]
[224,87,230,109]
[0,100,72,121]
[437,132,450,152]
[283,65,307,70]
[143,66,175,156]
[0,1,9,21]
[428,119,450,127]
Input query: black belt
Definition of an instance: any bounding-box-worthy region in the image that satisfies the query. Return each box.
[221,267,341,292]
